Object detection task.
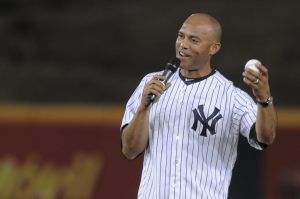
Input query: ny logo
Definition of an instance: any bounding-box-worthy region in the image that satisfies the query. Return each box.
[192,105,223,137]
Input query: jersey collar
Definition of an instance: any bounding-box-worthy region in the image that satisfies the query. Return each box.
[179,69,216,85]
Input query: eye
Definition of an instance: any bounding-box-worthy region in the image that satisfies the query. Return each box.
[177,33,184,39]
[191,38,199,43]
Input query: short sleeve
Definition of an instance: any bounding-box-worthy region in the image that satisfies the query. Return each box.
[233,88,264,150]
[120,73,155,130]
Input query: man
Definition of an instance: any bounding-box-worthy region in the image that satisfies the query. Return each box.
[121,13,277,199]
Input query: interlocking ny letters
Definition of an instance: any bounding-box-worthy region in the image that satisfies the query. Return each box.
[192,105,223,137]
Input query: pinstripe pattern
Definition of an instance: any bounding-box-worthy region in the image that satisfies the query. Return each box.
[121,69,263,199]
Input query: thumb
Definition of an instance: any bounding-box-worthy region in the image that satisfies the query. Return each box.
[164,82,171,90]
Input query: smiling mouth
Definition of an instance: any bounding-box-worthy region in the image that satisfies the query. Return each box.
[179,51,190,57]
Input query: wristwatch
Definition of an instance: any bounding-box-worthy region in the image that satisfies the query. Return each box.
[257,96,273,107]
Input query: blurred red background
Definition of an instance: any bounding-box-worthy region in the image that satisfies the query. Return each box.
[0,104,298,199]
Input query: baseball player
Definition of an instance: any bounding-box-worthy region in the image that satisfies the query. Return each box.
[121,13,277,199]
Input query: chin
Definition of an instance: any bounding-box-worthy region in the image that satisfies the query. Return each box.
[179,60,193,69]
[178,58,187,65]
[181,65,200,72]
[180,65,192,71]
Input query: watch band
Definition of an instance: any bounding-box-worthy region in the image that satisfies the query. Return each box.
[257,96,273,107]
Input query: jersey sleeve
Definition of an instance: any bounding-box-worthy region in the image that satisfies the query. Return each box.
[232,88,264,150]
[120,73,154,130]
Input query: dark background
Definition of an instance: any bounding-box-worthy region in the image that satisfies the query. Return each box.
[0,0,299,105]
[0,0,299,198]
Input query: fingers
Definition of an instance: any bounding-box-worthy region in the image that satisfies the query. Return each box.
[141,75,171,107]
[243,76,259,89]
[242,63,271,101]
[165,82,171,90]
[147,87,165,98]
[243,63,269,86]
[153,75,166,82]
[149,75,167,91]
[257,64,268,75]
[243,70,260,88]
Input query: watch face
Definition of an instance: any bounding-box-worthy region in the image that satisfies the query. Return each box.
[258,96,273,107]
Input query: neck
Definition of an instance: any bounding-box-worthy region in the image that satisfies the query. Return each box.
[180,66,213,78]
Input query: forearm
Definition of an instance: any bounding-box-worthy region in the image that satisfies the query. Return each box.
[121,107,150,160]
[256,104,277,144]
[242,62,277,145]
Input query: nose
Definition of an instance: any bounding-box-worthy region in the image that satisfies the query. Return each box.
[179,38,188,49]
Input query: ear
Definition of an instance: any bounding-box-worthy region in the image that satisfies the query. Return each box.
[209,42,221,55]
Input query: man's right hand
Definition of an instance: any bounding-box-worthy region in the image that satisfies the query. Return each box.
[140,75,171,110]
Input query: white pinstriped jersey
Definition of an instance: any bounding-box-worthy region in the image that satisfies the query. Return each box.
[121,69,263,199]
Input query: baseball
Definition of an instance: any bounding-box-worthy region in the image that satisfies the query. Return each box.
[245,59,261,73]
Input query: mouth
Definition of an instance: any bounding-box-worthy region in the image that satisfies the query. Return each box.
[178,50,191,58]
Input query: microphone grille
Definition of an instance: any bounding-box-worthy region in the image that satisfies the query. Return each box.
[166,57,181,72]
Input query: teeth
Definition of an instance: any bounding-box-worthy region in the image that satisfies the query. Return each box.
[179,51,185,56]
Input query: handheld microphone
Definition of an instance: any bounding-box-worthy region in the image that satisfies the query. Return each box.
[145,57,181,107]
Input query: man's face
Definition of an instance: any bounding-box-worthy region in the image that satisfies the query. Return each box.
[175,20,215,71]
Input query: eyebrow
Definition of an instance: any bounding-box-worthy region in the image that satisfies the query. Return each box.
[190,35,200,40]
[178,30,200,39]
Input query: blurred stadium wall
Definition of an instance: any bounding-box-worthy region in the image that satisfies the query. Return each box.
[0,104,299,199]
[0,104,143,199]
[0,0,299,198]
